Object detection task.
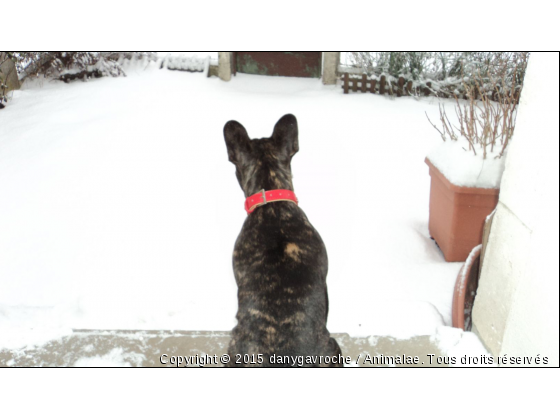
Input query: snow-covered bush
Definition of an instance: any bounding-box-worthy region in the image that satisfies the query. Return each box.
[426,55,526,160]
[348,52,428,80]
[9,52,157,83]
[345,52,529,100]
[422,53,530,189]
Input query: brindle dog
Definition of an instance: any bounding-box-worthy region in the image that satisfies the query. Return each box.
[223,114,342,367]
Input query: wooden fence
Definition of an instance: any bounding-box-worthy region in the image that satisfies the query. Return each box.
[340,73,521,103]
[341,73,420,97]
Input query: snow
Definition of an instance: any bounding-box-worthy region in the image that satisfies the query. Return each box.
[486,207,497,223]
[157,52,217,59]
[161,55,209,72]
[158,52,218,66]
[431,326,495,366]
[0,304,73,350]
[1,58,473,350]
[73,347,142,367]
[427,140,507,189]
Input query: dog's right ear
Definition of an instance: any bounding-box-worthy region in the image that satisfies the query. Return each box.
[272,114,299,160]
[224,120,251,166]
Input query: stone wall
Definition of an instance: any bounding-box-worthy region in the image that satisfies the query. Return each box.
[322,52,340,85]
[218,52,233,81]
[0,53,20,92]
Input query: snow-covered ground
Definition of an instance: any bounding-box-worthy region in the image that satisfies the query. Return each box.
[1,58,475,351]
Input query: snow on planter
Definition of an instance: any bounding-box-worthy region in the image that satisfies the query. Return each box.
[430,325,495,366]
[426,140,507,189]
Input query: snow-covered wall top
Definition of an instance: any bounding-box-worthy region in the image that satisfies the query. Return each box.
[161,54,209,72]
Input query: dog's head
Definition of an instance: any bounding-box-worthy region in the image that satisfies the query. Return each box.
[224,114,299,197]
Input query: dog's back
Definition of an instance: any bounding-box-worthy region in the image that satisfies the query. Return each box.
[223,114,341,367]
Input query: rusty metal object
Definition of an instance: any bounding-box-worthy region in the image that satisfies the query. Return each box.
[236,52,322,78]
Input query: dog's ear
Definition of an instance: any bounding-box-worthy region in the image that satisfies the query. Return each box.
[272,114,299,160]
[224,120,251,166]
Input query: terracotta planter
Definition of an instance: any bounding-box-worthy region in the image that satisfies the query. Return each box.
[426,158,499,262]
[452,245,482,331]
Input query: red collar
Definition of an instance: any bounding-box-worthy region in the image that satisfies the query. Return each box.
[244,189,298,214]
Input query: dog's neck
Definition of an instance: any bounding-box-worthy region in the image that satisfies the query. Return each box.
[242,163,294,198]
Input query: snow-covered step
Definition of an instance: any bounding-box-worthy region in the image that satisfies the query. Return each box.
[0,330,448,367]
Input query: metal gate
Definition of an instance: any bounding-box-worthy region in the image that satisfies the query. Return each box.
[235,52,322,78]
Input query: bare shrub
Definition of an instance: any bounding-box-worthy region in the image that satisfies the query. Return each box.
[426,53,528,159]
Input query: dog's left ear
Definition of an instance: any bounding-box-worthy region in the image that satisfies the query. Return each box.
[272,114,299,160]
[224,120,251,166]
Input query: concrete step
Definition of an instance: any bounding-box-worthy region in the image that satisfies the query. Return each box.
[0,330,448,367]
